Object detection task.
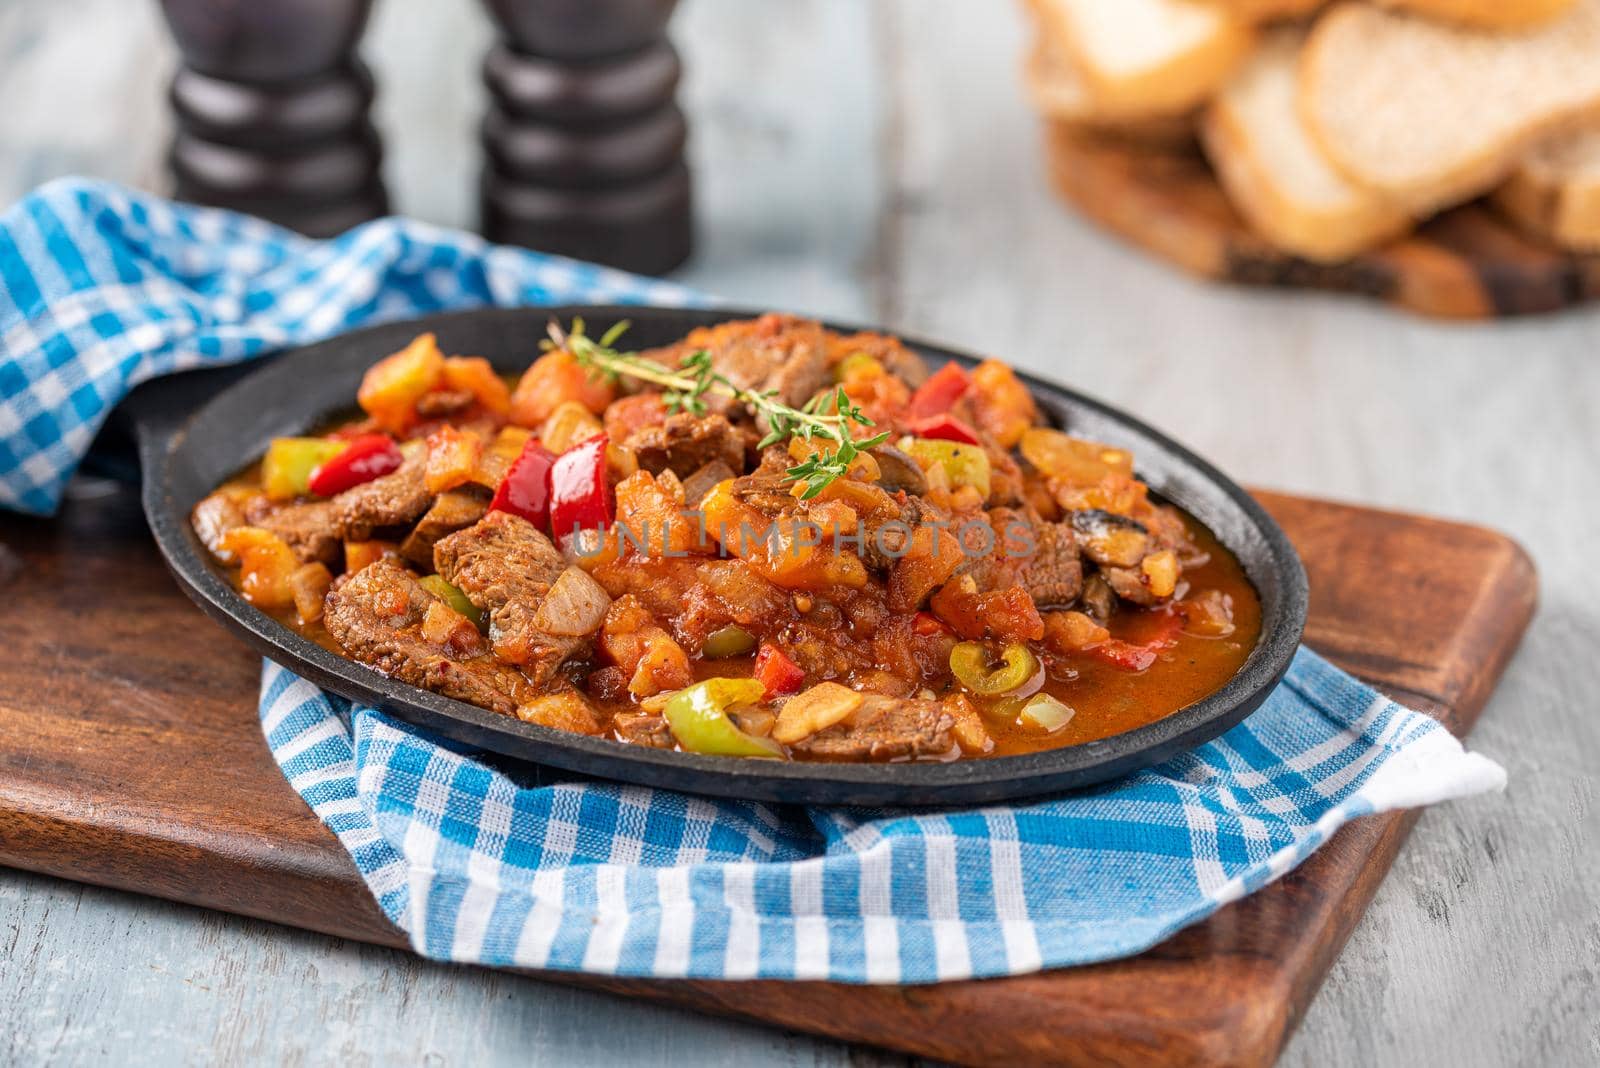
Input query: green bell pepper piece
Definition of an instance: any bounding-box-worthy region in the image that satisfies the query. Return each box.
[262,437,347,500]
[663,678,784,759]
[905,438,992,498]
[418,574,486,629]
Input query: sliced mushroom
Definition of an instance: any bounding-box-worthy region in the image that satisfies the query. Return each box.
[871,444,928,495]
[1071,509,1150,568]
[1079,573,1116,623]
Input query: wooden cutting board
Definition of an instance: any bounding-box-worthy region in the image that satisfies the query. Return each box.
[1045,123,1600,320]
[0,482,1534,1067]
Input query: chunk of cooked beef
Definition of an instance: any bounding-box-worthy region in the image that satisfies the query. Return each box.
[955,509,1082,610]
[192,490,249,564]
[790,694,955,761]
[681,459,737,506]
[828,330,930,389]
[1017,520,1083,608]
[650,314,829,426]
[589,555,795,652]
[323,561,527,715]
[245,497,342,566]
[626,412,746,479]
[1102,565,1162,607]
[730,447,805,517]
[432,510,587,683]
[335,448,432,541]
[400,488,490,568]
[612,711,674,749]
[865,495,943,572]
[1079,573,1116,623]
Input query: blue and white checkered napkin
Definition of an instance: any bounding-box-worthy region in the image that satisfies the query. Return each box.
[2,178,1507,983]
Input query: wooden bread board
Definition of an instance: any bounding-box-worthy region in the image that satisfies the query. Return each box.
[1045,123,1600,319]
[0,483,1534,1067]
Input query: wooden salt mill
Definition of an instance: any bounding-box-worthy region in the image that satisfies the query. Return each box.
[158,0,388,238]
[478,0,693,274]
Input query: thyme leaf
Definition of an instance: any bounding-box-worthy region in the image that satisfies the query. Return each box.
[552,317,888,498]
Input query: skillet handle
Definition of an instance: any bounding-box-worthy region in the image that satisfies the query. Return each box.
[92,362,271,483]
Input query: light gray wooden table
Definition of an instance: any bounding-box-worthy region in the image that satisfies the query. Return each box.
[2,1,1597,1065]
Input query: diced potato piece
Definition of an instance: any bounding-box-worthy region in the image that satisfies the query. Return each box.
[1021,428,1133,487]
[517,691,602,735]
[601,595,693,698]
[424,425,484,494]
[344,539,401,573]
[772,681,864,744]
[541,400,605,455]
[944,693,995,754]
[219,527,300,609]
[473,425,534,487]
[421,600,484,655]
[441,356,511,416]
[358,333,445,434]
[968,360,1037,449]
[1043,611,1110,653]
[787,436,880,484]
[1142,550,1179,599]
[615,470,707,558]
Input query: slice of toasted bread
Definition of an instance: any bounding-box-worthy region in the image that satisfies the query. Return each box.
[1201,30,1410,261]
[1493,127,1600,251]
[1028,0,1255,116]
[1024,38,1198,147]
[1300,0,1600,215]
[1374,0,1577,29]
[1206,0,1328,22]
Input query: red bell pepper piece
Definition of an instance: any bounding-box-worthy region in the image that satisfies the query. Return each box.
[753,642,806,697]
[906,361,970,420]
[307,434,402,497]
[907,413,981,445]
[489,438,558,530]
[548,433,614,543]
[1083,611,1183,672]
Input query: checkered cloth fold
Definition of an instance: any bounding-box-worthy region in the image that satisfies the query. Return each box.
[2,179,1507,983]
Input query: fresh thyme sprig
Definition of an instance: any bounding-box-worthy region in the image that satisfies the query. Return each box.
[546,318,890,499]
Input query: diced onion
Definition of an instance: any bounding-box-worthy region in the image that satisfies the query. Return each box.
[531,566,612,636]
[1019,694,1076,733]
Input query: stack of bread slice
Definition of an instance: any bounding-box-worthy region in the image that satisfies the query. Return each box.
[1022,0,1600,262]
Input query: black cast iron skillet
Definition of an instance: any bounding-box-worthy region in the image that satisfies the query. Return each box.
[133,305,1307,806]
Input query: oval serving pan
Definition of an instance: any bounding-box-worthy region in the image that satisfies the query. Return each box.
[136,306,1307,806]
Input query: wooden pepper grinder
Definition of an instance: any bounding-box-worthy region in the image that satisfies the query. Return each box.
[158,0,388,238]
[478,0,692,274]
